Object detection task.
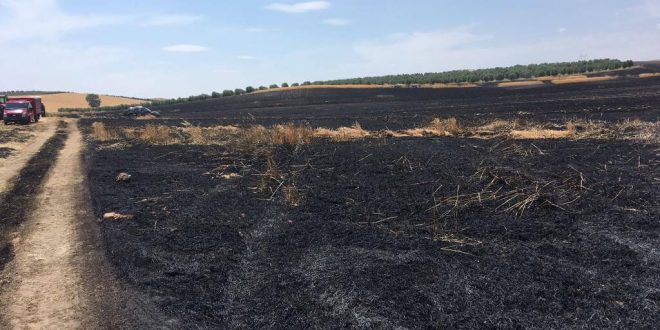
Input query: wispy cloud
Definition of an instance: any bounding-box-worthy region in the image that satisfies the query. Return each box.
[0,0,123,42]
[323,18,350,26]
[266,1,330,14]
[557,27,567,33]
[630,0,660,18]
[236,55,256,60]
[141,14,202,27]
[163,44,208,53]
[349,27,660,76]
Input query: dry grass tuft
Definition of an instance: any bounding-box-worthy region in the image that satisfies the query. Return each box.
[91,122,120,141]
[283,185,302,206]
[404,117,461,137]
[616,119,660,143]
[139,125,176,144]
[182,125,239,145]
[551,76,615,85]
[510,128,574,139]
[135,115,158,120]
[259,156,283,193]
[639,73,660,78]
[314,122,370,141]
[497,80,544,88]
[473,120,519,137]
[238,125,271,148]
[274,123,314,145]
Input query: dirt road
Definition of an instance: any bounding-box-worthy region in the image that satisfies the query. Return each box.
[0,119,57,194]
[0,120,168,329]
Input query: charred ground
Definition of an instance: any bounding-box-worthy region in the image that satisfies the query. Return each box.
[82,77,659,328]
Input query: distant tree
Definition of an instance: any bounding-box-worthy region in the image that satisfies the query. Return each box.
[281,82,289,88]
[85,93,101,108]
[302,81,312,86]
[234,88,246,95]
[211,91,221,98]
[291,83,300,87]
[245,86,255,93]
[222,90,235,97]
[269,84,279,89]
[258,86,268,90]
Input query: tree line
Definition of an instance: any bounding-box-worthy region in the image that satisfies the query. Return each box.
[312,59,634,85]
[58,59,634,112]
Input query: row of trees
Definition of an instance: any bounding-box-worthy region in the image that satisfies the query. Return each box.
[148,81,316,106]
[59,59,635,112]
[313,59,634,85]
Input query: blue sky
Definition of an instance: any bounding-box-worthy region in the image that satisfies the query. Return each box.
[1,0,659,98]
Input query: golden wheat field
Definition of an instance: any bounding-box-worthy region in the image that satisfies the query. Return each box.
[38,93,147,111]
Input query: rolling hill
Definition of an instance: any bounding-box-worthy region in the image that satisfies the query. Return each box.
[37,93,147,111]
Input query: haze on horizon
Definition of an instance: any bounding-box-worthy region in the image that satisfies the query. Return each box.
[0,0,659,98]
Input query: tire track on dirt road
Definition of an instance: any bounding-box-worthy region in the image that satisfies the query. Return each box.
[0,120,171,329]
[0,121,68,270]
[0,119,58,194]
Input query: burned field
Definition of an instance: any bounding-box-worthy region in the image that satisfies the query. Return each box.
[83,78,659,328]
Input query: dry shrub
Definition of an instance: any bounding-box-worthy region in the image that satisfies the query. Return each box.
[140,125,175,144]
[259,156,283,192]
[91,122,120,141]
[314,122,370,141]
[274,123,314,145]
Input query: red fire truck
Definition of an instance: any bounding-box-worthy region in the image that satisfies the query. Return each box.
[3,97,46,125]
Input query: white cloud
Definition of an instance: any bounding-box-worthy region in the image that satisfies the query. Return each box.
[635,0,660,18]
[246,27,265,33]
[141,15,202,27]
[657,22,660,29]
[266,1,330,13]
[236,55,255,60]
[0,0,123,42]
[323,18,350,26]
[353,29,486,74]
[348,28,660,77]
[163,44,208,53]
[558,27,567,33]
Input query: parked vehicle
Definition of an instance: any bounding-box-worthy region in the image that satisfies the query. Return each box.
[123,106,160,117]
[0,95,6,120]
[3,97,45,125]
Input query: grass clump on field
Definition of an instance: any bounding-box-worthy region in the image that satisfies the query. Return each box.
[314,122,370,141]
[139,125,178,145]
[91,122,121,141]
[404,117,461,137]
[89,118,659,148]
